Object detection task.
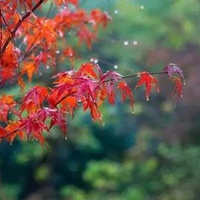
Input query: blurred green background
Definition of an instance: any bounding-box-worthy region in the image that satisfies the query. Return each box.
[1,0,200,199]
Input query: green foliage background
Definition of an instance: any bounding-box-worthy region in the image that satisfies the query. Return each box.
[0,0,200,199]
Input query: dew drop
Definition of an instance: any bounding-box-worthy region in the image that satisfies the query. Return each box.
[133,40,138,45]
[123,41,129,46]
[114,65,118,69]
[140,5,144,9]
[114,10,119,14]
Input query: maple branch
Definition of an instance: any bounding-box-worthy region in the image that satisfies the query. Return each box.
[122,71,167,78]
[0,128,20,139]
[0,0,45,58]
[55,71,167,105]
[103,71,167,82]
[56,91,77,105]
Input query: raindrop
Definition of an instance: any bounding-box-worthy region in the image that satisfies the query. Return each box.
[56,50,60,54]
[132,111,135,114]
[90,58,94,62]
[46,66,50,69]
[114,10,119,14]
[39,72,43,76]
[65,136,68,140]
[21,11,25,14]
[64,6,67,10]
[114,65,118,69]
[78,99,82,103]
[94,59,98,64]
[140,5,144,9]
[123,41,129,46]
[102,123,105,126]
[133,40,138,45]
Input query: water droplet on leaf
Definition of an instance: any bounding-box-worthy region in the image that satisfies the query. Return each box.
[140,5,144,9]
[124,41,129,46]
[114,10,119,14]
[114,65,118,69]
[133,40,138,45]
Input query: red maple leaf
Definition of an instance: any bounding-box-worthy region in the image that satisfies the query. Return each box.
[171,77,183,99]
[117,81,134,110]
[135,71,159,101]
[20,86,49,114]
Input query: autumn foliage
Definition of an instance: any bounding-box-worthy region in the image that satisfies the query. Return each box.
[0,0,185,144]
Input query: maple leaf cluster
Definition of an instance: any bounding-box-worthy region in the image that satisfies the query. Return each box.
[0,0,185,145]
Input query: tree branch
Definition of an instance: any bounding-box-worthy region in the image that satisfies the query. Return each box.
[0,0,45,58]
[55,71,167,105]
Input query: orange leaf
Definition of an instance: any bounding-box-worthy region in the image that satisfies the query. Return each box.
[60,96,77,117]
[21,61,37,82]
[77,62,100,79]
